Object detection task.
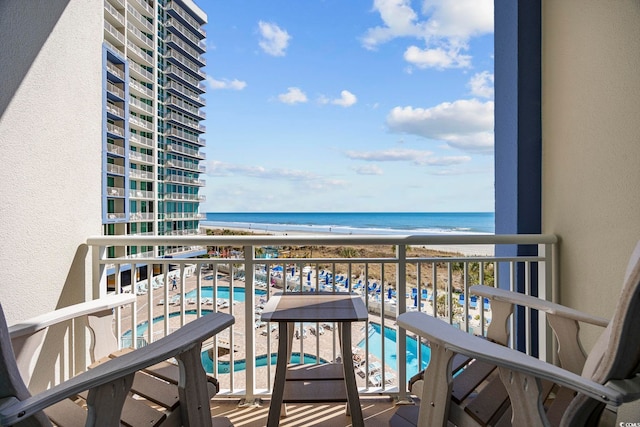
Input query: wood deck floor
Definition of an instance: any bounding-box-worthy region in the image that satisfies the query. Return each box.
[210,397,402,427]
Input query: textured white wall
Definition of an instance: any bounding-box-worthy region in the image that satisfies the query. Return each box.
[542,0,640,348]
[0,0,104,324]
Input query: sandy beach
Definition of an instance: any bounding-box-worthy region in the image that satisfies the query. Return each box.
[202,224,495,257]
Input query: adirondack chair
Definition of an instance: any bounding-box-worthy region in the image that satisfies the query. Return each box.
[390,241,640,426]
[0,294,235,427]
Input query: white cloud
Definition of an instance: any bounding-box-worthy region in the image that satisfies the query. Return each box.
[354,164,384,175]
[404,45,471,70]
[332,90,358,107]
[362,0,493,69]
[345,148,470,167]
[468,71,494,98]
[346,148,433,163]
[258,21,291,57]
[207,161,346,191]
[278,87,308,105]
[421,155,472,166]
[317,90,357,107]
[206,76,247,90]
[386,99,494,153]
[361,0,423,49]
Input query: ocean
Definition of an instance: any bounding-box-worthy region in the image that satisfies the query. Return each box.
[202,212,494,235]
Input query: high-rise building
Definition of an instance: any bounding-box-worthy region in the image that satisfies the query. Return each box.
[103,0,207,263]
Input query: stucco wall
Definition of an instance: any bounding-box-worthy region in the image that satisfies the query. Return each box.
[542,0,640,348]
[0,0,103,325]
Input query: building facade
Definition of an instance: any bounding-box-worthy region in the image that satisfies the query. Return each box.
[103,0,207,263]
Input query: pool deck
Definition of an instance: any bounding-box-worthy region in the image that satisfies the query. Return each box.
[119,267,489,394]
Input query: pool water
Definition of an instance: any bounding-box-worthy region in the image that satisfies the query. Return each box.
[185,285,267,302]
[121,310,210,339]
[358,323,430,379]
[202,352,328,374]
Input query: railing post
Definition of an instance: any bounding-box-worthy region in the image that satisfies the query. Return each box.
[243,245,257,404]
[537,242,554,363]
[92,244,107,300]
[396,244,409,402]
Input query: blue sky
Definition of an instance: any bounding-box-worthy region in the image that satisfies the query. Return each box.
[198,0,494,213]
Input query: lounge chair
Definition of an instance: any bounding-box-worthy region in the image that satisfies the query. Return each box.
[390,241,640,426]
[0,294,235,426]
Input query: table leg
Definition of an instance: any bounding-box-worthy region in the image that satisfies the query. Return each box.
[267,322,289,427]
[340,322,364,427]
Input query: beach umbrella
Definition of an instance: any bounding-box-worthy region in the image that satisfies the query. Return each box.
[413,294,418,307]
[387,287,392,300]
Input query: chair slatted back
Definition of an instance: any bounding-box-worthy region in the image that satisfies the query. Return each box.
[0,304,51,426]
[564,242,640,425]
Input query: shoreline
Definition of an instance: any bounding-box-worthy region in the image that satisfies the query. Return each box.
[201,224,495,256]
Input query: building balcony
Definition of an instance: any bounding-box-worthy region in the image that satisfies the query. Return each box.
[165,81,205,107]
[106,102,125,120]
[106,62,125,82]
[43,234,554,424]
[129,212,154,221]
[164,174,205,186]
[106,163,125,176]
[104,40,125,57]
[164,111,205,133]
[126,3,153,33]
[107,123,124,140]
[104,0,125,27]
[126,40,153,67]
[166,158,203,173]
[163,212,206,221]
[163,192,205,202]
[106,186,125,197]
[165,34,206,67]
[129,114,153,132]
[126,22,154,51]
[129,133,153,149]
[129,78,153,98]
[104,20,125,46]
[129,189,154,199]
[165,0,206,39]
[128,96,153,115]
[106,81,125,101]
[129,150,154,165]
[166,17,206,53]
[166,126,205,146]
[106,141,125,156]
[165,64,206,93]
[129,0,153,18]
[129,61,154,83]
[166,143,205,160]
[164,95,205,119]
[163,228,205,236]
[165,49,206,80]
[129,169,154,181]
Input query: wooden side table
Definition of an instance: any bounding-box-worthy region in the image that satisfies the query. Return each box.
[260,292,368,427]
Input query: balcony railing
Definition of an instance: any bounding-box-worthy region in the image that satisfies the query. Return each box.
[86,234,557,404]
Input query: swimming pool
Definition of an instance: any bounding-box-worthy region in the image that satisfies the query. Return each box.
[121,310,210,339]
[202,352,329,374]
[358,323,430,379]
[185,285,267,302]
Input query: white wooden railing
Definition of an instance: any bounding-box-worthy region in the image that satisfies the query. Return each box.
[87,234,557,402]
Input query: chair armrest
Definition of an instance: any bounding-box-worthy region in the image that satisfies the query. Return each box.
[397,311,629,406]
[8,294,137,339]
[0,312,234,425]
[471,285,609,327]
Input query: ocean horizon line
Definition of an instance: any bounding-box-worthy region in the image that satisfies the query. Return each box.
[202,212,495,236]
